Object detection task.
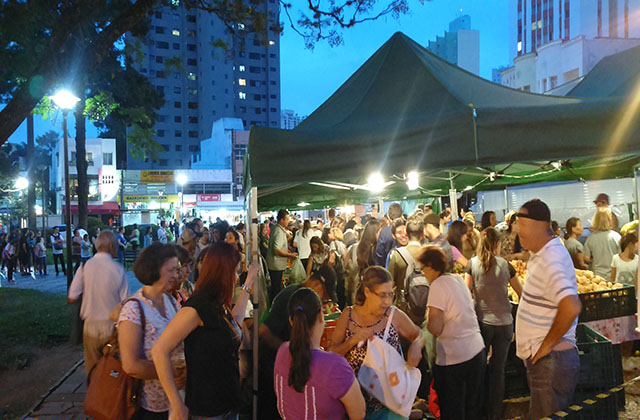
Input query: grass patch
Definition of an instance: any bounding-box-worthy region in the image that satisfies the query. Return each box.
[0,288,72,371]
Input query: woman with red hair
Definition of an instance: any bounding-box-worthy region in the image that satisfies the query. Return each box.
[152,242,259,420]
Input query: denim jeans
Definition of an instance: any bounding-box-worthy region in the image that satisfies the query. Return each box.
[525,347,580,420]
[433,349,486,420]
[480,323,513,420]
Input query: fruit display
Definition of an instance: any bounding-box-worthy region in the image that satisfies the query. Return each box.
[508,260,625,303]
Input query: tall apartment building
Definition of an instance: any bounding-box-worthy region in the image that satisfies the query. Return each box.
[502,0,640,93]
[126,2,281,169]
[426,15,480,75]
[280,109,305,130]
[509,0,640,62]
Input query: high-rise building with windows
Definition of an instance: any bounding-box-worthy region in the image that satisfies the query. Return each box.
[509,0,640,62]
[126,2,281,169]
[426,15,480,75]
[280,109,305,130]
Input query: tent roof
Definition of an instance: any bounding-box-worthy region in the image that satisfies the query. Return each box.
[246,32,640,210]
[567,44,640,97]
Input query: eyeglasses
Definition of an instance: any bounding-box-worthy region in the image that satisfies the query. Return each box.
[369,289,395,300]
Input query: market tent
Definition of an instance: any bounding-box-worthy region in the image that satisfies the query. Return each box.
[246,32,640,210]
[567,44,640,97]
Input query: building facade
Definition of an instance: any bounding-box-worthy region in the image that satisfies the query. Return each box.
[509,0,640,62]
[52,137,120,223]
[126,2,281,169]
[427,15,480,75]
[281,109,305,130]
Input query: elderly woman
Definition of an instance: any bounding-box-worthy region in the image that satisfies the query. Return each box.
[152,243,258,420]
[330,266,423,420]
[118,243,186,420]
[172,245,194,307]
[420,246,485,420]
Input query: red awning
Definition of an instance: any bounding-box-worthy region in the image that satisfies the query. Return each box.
[62,202,120,215]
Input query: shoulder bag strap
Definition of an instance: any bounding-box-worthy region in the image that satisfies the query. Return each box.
[382,306,396,342]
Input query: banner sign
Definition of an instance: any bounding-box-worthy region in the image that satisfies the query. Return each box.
[197,194,222,202]
[140,170,174,184]
[124,194,180,203]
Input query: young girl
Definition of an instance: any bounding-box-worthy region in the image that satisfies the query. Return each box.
[611,232,638,285]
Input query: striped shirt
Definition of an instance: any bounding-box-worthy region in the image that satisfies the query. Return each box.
[515,237,578,360]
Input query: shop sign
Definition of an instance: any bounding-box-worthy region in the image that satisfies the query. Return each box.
[197,194,222,202]
[140,170,174,184]
[124,194,180,203]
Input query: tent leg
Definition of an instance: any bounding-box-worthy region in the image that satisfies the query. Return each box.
[504,186,509,214]
[635,171,640,335]
[248,187,259,420]
[449,172,458,220]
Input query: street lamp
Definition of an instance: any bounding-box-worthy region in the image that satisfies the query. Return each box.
[176,174,188,213]
[15,177,29,190]
[50,89,80,289]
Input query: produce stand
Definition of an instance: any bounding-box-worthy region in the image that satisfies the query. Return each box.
[242,32,640,420]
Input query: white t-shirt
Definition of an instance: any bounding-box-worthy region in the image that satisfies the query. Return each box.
[584,230,621,279]
[293,229,313,259]
[611,254,638,285]
[515,238,578,360]
[427,274,485,366]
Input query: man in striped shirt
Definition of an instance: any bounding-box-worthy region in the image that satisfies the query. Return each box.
[515,199,582,419]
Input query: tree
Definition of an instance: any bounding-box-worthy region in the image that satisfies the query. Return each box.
[0,0,425,145]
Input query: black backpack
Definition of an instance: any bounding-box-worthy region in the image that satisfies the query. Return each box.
[396,247,430,326]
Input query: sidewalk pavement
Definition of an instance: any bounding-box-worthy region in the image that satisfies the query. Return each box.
[24,360,88,420]
[0,264,142,295]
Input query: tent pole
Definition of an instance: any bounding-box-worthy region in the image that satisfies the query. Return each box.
[635,170,640,334]
[249,187,259,420]
[449,172,458,221]
[504,186,509,214]
[378,197,384,218]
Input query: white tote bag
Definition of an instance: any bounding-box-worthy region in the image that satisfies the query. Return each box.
[357,307,422,418]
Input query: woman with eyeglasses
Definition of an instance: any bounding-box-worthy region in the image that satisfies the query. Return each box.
[330,266,423,420]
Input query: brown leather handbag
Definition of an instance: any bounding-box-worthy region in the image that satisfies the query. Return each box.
[84,298,146,420]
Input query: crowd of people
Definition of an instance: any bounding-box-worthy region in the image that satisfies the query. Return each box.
[7,192,632,420]
[1,228,49,282]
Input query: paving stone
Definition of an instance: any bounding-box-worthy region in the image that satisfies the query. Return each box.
[46,392,86,403]
[32,401,74,415]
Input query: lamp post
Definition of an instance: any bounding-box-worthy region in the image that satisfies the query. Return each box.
[176,174,188,216]
[50,90,80,289]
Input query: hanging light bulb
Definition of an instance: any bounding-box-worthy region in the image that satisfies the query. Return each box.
[407,171,419,190]
[367,172,385,192]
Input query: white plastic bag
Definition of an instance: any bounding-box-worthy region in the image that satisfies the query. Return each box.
[357,307,422,418]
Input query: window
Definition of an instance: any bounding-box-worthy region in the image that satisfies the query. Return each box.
[159,159,168,166]
[174,86,181,94]
[172,29,180,36]
[211,65,215,71]
[155,11,162,18]
[175,145,182,151]
[240,106,247,113]
[233,144,247,161]
[155,26,166,34]
[270,108,277,112]
[156,85,165,93]
[249,52,260,59]
[189,145,199,152]
[238,78,246,86]
[188,30,196,37]
[239,65,246,72]
[253,39,261,46]
[211,95,216,100]
[174,101,182,108]
[157,129,165,137]
[155,56,163,63]
[270,53,276,58]
[270,80,276,85]
[173,43,180,50]
[269,40,276,46]
[176,159,183,166]
[187,72,197,80]
[187,15,196,23]
[550,76,558,89]
[103,153,113,165]
[161,144,170,151]
[517,41,522,52]
[187,58,197,66]
[157,41,169,49]
[156,71,165,78]
[172,13,179,21]
[249,80,257,87]
[224,74,229,79]
[188,116,198,123]
[188,131,198,138]
[188,88,197,95]
[225,89,229,94]
[175,130,182,137]
[253,94,261,101]
[157,115,167,122]
[175,116,182,122]
[270,94,277,99]
[255,108,261,114]
[187,44,196,51]
[187,102,198,109]
[249,66,260,73]
[239,92,246,100]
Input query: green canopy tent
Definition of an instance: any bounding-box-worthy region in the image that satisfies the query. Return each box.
[245,32,640,211]
[567,44,640,98]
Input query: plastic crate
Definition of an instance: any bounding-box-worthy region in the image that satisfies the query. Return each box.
[578,286,636,323]
[504,341,529,399]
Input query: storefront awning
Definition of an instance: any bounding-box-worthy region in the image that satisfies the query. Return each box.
[62,202,120,214]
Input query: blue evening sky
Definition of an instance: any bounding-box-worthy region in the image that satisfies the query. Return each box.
[8,0,508,143]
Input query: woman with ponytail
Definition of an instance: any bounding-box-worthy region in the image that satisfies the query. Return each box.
[464,228,522,420]
[273,287,366,420]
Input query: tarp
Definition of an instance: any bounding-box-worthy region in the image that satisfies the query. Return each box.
[246,32,640,210]
[567,45,640,97]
